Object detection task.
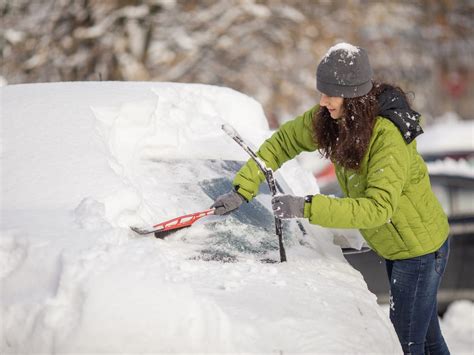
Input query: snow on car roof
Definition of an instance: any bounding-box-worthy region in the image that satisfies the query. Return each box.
[427,158,474,178]
[417,112,474,154]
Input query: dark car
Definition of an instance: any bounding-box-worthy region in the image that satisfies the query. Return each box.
[318,156,474,314]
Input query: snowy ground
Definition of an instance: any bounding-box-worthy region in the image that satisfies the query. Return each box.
[1,82,472,353]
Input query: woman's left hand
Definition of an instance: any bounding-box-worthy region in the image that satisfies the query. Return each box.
[271,195,305,219]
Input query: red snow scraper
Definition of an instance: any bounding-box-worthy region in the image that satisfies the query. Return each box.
[130,209,215,237]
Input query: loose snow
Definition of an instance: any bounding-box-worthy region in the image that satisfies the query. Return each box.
[1,81,470,353]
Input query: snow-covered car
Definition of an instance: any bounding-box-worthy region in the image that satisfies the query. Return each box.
[1,82,401,353]
[417,116,474,237]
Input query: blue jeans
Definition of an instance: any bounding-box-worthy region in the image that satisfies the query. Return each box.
[385,239,450,355]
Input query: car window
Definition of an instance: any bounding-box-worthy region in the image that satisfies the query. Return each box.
[149,159,306,262]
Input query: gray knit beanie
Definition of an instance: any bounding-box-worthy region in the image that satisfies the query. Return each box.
[316,43,373,98]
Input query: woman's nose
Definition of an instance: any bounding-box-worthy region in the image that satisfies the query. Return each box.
[320,94,328,106]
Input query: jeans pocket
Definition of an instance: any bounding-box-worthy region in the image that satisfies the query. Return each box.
[435,240,449,276]
[435,256,445,275]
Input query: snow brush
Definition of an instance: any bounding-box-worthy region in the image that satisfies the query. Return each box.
[130,209,215,237]
[222,124,287,263]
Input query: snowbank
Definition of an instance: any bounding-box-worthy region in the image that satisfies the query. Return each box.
[1,82,401,353]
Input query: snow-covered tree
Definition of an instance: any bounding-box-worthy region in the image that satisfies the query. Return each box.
[1,0,472,124]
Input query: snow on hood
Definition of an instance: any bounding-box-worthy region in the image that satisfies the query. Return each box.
[1,82,401,353]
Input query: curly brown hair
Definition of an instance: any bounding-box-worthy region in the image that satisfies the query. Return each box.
[312,82,405,171]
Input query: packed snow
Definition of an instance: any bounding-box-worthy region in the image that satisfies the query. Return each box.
[1,82,471,353]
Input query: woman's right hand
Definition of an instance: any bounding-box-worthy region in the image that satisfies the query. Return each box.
[211,190,245,215]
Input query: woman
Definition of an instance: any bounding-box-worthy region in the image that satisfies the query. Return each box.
[211,43,450,354]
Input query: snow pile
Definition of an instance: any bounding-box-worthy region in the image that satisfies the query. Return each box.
[1,82,401,353]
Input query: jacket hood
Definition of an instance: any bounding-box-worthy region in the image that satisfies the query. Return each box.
[377,86,423,143]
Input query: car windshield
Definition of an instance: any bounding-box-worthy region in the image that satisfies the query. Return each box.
[144,159,309,262]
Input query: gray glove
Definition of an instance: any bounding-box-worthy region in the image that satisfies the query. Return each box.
[211,190,245,215]
[271,195,305,219]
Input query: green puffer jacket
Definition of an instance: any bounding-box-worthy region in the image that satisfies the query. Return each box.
[233,105,449,260]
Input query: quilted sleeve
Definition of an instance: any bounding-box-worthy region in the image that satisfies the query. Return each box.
[233,106,318,201]
[306,123,409,229]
